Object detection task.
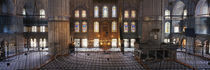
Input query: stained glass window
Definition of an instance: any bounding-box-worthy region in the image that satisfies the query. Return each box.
[131,10,136,18]
[82,10,86,18]
[124,22,128,32]
[124,10,129,18]
[165,22,170,33]
[131,22,136,32]
[103,6,108,18]
[94,6,99,18]
[75,10,79,18]
[112,21,117,32]
[82,22,87,32]
[94,21,99,32]
[112,6,117,17]
[75,22,80,32]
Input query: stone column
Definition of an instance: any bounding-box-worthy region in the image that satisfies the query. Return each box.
[48,0,70,56]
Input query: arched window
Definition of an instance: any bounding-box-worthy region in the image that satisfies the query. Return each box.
[124,10,129,18]
[112,21,117,32]
[22,9,26,15]
[131,22,136,32]
[131,10,136,18]
[40,9,45,18]
[94,21,99,32]
[94,6,99,18]
[183,9,187,19]
[165,22,170,33]
[195,0,209,17]
[82,10,86,18]
[82,22,87,32]
[124,22,128,32]
[112,6,117,17]
[75,10,80,18]
[103,6,108,18]
[75,22,80,32]
[165,10,170,19]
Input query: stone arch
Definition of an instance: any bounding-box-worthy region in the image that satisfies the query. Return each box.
[195,0,209,17]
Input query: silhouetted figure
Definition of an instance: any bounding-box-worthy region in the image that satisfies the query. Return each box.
[69,43,75,53]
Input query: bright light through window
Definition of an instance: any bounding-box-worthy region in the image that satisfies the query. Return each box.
[103,6,108,18]
[165,22,170,33]
[75,10,79,18]
[112,6,117,17]
[124,22,128,32]
[130,39,135,48]
[124,10,129,18]
[131,22,136,32]
[82,39,88,48]
[40,26,45,32]
[32,26,37,32]
[75,22,80,32]
[40,9,45,18]
[94,21,99,32]
[94,6,99,18]
[82,22,87,32]
[174,26,179,33]
[82,10,86,18]
[23,9,26,15]
[112,39,117,48]
[112,21,117,32]
[131,10,136,18]
[165,10,170,19]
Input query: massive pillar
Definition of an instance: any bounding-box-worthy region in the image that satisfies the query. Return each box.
[48,0,70,56]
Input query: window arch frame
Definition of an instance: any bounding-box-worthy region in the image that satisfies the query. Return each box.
[103,6,109,18]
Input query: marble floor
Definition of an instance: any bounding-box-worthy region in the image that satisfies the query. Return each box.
[177,52,210,70]
[0,51,50,70]
[41,52,144,70]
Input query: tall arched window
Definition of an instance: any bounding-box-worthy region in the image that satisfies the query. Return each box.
[165,22,170,33]
[75,22,80,32]
[75,10,80,18]
[183,9,187,19]
[103,6,108,18]
[22,9,26,15]
[124,10,129,18]
[112,6,117,17]
[82,22,87,32]
[94,6,99,18]
[94,21,99,32]
[124,22,128,32]
[131,10,136,18]
[165,10,170,19]
[112,21,117,32]
[131,22,136,32]
[82,10,86,18]
[40,9,45,18]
